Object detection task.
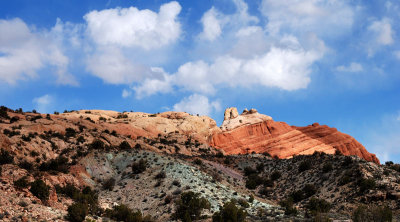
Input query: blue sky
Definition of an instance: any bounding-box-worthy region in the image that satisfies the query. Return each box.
[0,0,400,163]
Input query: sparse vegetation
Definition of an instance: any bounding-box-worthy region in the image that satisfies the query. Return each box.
[14,176,29,189]
[131,159,147,174]
[0,148,14,164]
[279,197,297,215]
[352,205,392,222]
[172,191,210,222]
[212,200,247,222]
[102,177,116,191]
[298,160,312,172]
[306,198,331,215]
[30,179,50,202]
[119,141,131,150]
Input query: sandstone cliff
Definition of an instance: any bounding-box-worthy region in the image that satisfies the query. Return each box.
[211,108,380,164]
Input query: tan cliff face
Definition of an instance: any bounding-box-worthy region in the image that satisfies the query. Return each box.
[210,108,380,164]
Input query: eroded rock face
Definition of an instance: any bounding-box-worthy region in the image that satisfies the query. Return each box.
[211,108,380,164]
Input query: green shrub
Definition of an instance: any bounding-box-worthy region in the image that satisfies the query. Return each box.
[358,178,376,193]
[298,161,312,172]
[55,183,80,199]
[212,200,247,222]
[89,139,104,150]
[0,106,9,119]
[172,191,210,222]
[39,156,69,173]
[243,167,257,176]
[352,205,392,222]
[18,160,33,171]
[303,184,317,198]
[0,149,14,164]
[290,190,304,203]
[105,204,143,222]
[14,176,29,189]
[322,163,333,173]
[154,171,166,179]
[279,197,297,215]
[193,159,203,165]
[30,179,50,202]
[237,198,249,208]
[131,159,147,174]
[102,178,116,191]
[270,171,281,181]
[245,174,263,190]
[65,128,77,138]
[306,198,331,215]
[67,202,88,222]
[119,141,131,150]
[248,195,254,203]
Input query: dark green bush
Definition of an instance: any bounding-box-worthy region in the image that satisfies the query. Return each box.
[65,128,77,138]
[322,163,333,173]
[55,183,80,199]
[237,198,249,208]
[358,178,376,193]
[0,148,14,164]
[306,198,331,215]
[243,167,257,176]
[89,139,104,150]
[119,141,131,150]
[245,174,264,190]
[131,159,147,174]
[303,184,317,198]
[105,204,144,222]
[30,179,50,202]
[212,200,247,222]
[0,106,9,119]
[102,178,116,191]
[279,197,297,215]
[39,156,69,173]
[172,191,210,222]
[290,190,304,203]
[67,202,88,222]
[193,159,203,165]
[154,171,166,179]
[270,171,281,181]
[352,205,392,222]
[14,176,29,189]
[298,161,312,172]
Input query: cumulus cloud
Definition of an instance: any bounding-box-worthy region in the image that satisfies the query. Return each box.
[260,0,354,36]
[84,1,181,50]
[336,62,363,72]
[0,18,76,85]
[122,89,131,98]
[368,18,394,45]
[173,94,221,116]
[199,7,224,41]
[33,94,53,113]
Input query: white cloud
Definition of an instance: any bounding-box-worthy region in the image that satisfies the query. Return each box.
[260,0,354,36]
[0,18,76,85]
[394,51,400,60]
[368,18,394,45]
[173,94,221,116]
[33,94,53,113]
[199,7,224,41]
[336,62,363,72]
[84,1,181,50]
[122,89,131,98]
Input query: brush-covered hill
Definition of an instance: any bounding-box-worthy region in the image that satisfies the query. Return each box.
[0,106,396,221]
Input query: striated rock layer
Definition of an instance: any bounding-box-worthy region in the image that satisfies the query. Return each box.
[211,108,380,164]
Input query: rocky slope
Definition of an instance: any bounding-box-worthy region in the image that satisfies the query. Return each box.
[0,106,391,221]
[211,107,380,164]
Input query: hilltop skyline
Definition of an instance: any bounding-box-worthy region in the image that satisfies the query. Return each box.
[0,0,400,162]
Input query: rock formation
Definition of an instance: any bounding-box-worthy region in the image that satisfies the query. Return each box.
[211,108,380,164]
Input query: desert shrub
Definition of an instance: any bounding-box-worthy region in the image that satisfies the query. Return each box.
[102,178,116,191]
[30,179,50,202]
[65,128,77,138]
[243,167,257,176]
[111,130,118,136]
[279,197,297,215]
[335,150,342,155]
[270,171,281,181]
[155,171,166,179]
[245,174,264,190]
[14,176,29,189]
[290,190,305,203]
[237,198,249,208]
[193,159,203,165]
[131,159,147,174]
[67,202,88,222]
[256,163,264,172]
[55,183,80,199]
[134,143,142,149]
[88,139,104,150]
[358,178,376,193]
[3,129,20,137]
[10,116,19,123]
[212,200,247,222]
[306,198,331,215]
[248,195,254,203]
[0,106,9,119]
[303,184,317,198]
[216,152,224,158]
[39,156,69,173]
[385,161,394,166]
[18,160,33,171]
[119,141,131,150]
[352,205,392,222]
[299,160,312,172]
[322,163,333,173]
[172,191,210,222]
[342,156,353,166]
[0,149,14,164]
[77,136,85,144]
[105,204,145,222]
[0,166,2,176]
[30,150,40,157]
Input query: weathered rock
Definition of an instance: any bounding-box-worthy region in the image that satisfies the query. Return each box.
[224,107,239,120]
[211,109,380,164]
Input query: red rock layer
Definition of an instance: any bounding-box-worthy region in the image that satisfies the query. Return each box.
[210,120,380,164]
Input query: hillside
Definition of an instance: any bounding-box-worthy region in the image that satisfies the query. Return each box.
[0,106,397,221]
